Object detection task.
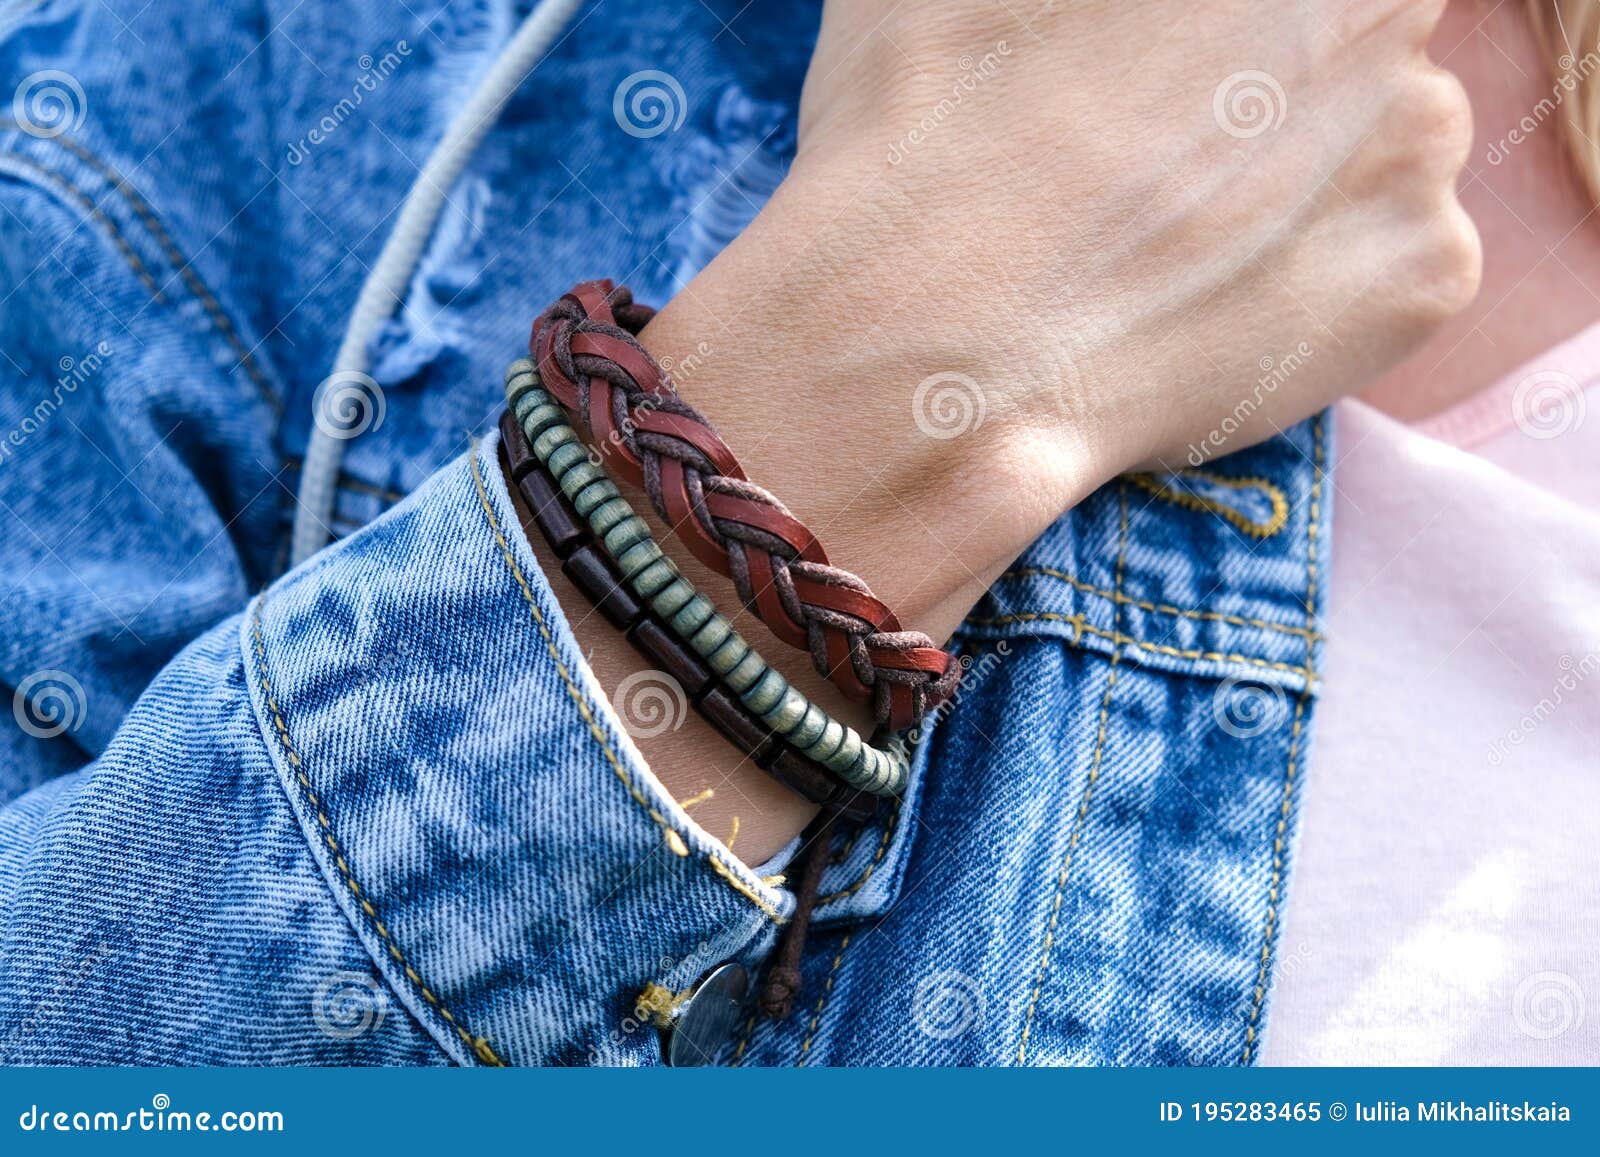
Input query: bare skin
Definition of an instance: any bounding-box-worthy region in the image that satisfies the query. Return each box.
[1365,0,1600,420]
[509,0,1483,864]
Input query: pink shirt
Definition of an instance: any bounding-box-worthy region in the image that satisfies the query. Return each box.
[1262,325,1600,1064]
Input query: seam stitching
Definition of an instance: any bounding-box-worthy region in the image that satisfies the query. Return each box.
[1015,484,1130,1065]
[965,613,1315,681]
[817,799,900,907]
[1240,413,1324,1064]
[249,604,503,1066]
[1000,565,1319,641]
[469,446,783,923]
[797,931,853,1066]
[0,151,165,298]
[1128,471,1289,538]
[5,125,282,414]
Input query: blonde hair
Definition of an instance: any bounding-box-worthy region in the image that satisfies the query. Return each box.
[1527,0,1600,202]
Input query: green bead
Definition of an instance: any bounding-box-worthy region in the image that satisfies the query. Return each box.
[669,595,714,637]
[616,542,664,584]
[587,496,631,539]
[744,669,788,716]
[787,703,828,751]
[572,477,617,517]
[603,516,651,559]
[532,424,576,463]
[630,557,678,598]
[546,440,590,480]
[689,614,732,658]
[650,578,695,620]
[705,635,749,678]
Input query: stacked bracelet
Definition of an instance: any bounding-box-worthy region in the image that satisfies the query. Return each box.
[499,411,876,821]
[530,281,958,732]
[503,361,913,800]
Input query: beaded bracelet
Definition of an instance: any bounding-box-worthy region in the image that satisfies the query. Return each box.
[499,412,875,822]
[531,281,958,732]
[504,359,912,798]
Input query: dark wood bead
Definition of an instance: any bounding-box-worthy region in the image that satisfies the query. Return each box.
[767,748,877,821]
[518,467,587,560]
[697,686,778,762]
[627,617,713,700]
[498,410,540,481]
[561,545,643,629]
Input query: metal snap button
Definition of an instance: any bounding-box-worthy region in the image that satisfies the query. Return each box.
[664,962,749,1067]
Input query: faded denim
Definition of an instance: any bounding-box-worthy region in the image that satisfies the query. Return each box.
[0,0,1328,1065]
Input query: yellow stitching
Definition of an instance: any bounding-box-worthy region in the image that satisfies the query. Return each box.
[665,830,690,857]
[1016,486,1130,1064]
[797,932,853,1066]
[678,788,714,810]
[965,613,1315,681]
[726,815,740,853]
[730,1012,757,1066]
[1240,414,1324,1064]
[635,982,691,1028]
[0,151,165,298]
[470,449,783,923]
[18,125,282,413]
[250,605,505,1067]
[817,800,900,907]
[1128,471,1289,538]
[1001,566,1319,642]
[1241,696,1305,1065]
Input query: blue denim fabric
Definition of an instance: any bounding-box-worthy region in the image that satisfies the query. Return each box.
[0,0,1329,1065]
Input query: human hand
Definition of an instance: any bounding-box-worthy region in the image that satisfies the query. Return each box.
[790,0,1481,475]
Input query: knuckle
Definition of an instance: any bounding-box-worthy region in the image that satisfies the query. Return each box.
[1410,205,1483,321]
[1407,72,1475,174]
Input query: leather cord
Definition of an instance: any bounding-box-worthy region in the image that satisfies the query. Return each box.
[531,280,958,731]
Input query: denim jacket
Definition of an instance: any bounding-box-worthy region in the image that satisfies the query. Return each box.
[0,0,1328,1065]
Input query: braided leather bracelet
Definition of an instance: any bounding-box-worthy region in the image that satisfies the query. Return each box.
[500,412,876,822]
[505,361,912,798]
[531,281,958,732]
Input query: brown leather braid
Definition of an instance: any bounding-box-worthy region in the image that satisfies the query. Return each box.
[530,280,957,731]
